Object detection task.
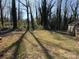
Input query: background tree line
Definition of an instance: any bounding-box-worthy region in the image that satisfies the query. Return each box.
[0,0,79,31]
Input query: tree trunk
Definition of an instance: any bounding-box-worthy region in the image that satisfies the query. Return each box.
[56,0,62,30]
[0,0,4,28]
[11,0,17,29]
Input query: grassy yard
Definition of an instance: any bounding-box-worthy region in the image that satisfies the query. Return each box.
[0,30,79,59]
[31,30,79,59]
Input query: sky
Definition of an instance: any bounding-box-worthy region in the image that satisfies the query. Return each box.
[2,0,78,19]
[20,0,78,19]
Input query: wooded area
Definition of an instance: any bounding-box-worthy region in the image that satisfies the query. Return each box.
[0,0,78,31]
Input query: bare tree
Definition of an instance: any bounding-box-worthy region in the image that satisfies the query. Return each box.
[25,0,30,30]
[29,5,35,30]
[11,0,17,29]
[39,0,55,29]
[63,0,68,30]
[18,0,30,30]
[0,0,4,28]
[35,0,39,23]
[70,0,79,21]
[18,0,21,20]
[56,0,62,30]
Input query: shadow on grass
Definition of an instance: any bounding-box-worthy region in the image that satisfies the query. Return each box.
[0,28,15,37]
[55,31,74,38]
[0,30,28,59]
[50,30,71,36]
[50,31,75,41]
[26,39,38,47]
[29,31,54,59]
[12,30,28,59]
[35,37,79,55]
